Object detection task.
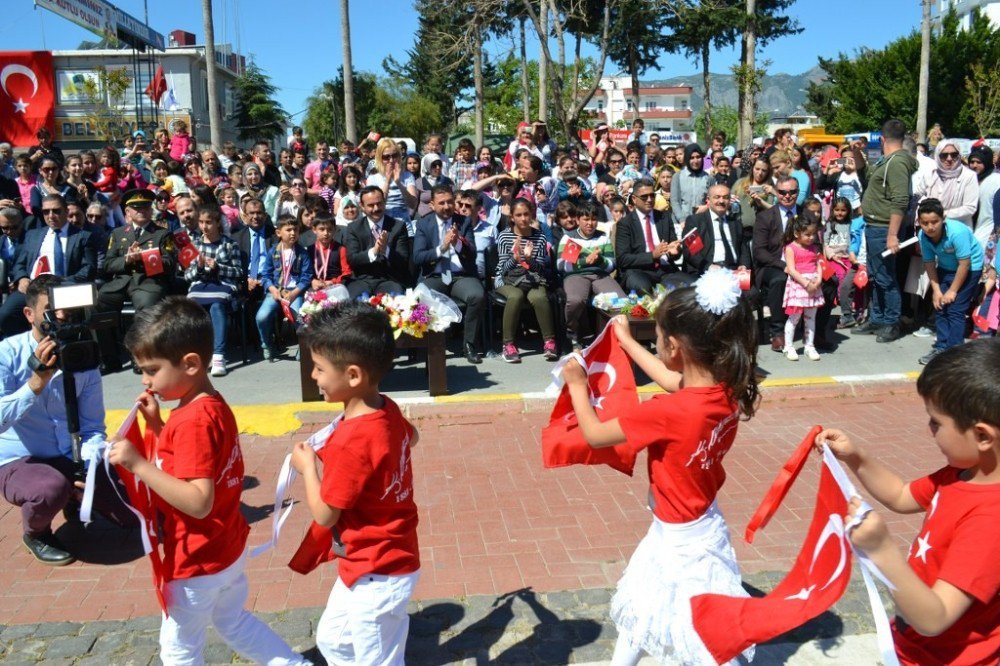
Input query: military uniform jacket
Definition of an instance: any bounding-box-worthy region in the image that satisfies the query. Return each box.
[102,223,177,288]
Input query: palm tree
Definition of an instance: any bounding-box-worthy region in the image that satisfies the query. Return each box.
[202,0,223,150]
[340,0,357,143]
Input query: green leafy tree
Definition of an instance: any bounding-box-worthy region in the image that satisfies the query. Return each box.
[695,105,769,144]
[366,78,443,141]
[965,62,1000,138]
[605,0,674,120]
[81,66,131,143]
[384,0,474,129]
[233,60,289,144]
[303,69,380,145]
[804,9,999,136]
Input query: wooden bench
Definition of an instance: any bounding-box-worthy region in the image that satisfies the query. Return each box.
[298,330,448,401]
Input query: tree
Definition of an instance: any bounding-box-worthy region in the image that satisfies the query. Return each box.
[366,79,443,141]
[339,0,357,142]
[202,0,223,150]
[604,0,673,122]
[965,62,1000,138]
[804,9,999,136]
[735,0,801,147]
[670,0,745,138]
[303,70,380,145]
[384,0,475,129]
[695,105,769,145]
[81,66,131,143]
[233,60,289,144]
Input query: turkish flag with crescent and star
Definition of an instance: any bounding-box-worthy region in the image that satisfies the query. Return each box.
[690,452,854,664]
[141,247,164,276]
[114,417,169,615]
[541,322,638,476]
[0,51,55,146]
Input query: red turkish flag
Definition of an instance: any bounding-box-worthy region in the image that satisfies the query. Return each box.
[172,229,192,249]
[141,247,164,276]
[560,239,582,264]
[144,65,167,104]
[819,258,836,281]
[289,521,335,574]
[279,298,297,324]
[541,322,638,475]
[177,244,199,269]
[691,452,853,664]
[31,255,50,278]
[0,52,55,146]
[682,227,704,256]
[853,265,869,289]
[115,418,169,615]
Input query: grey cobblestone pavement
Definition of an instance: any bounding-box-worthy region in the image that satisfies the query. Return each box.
[0,571,888,665]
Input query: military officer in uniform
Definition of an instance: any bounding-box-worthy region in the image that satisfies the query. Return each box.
[96,189,177,372]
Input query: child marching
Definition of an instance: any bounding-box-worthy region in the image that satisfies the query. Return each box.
[561,269,759,665]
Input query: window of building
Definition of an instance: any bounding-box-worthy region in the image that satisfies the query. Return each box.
[597,100,604,112]
[680,99,688,110]
[626,99,633,111]
[645,101,656,111]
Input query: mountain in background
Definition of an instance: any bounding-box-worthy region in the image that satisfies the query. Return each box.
[644,65,827,117]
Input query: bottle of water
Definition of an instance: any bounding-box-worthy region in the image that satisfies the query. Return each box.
[628,290,638,306]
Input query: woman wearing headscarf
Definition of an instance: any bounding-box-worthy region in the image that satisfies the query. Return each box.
[412,152,454,219]
[243,162,281,221]
[969,144,1000,248]
[669,143,711,227]
[914,140,979,227]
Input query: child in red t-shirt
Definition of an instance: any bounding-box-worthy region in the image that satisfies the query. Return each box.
[290,301,420,665]
[562,269,760,665]
[818,339,1000,666]
[109,297,309,666]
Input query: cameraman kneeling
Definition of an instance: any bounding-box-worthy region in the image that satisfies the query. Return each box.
[0,275,134,565]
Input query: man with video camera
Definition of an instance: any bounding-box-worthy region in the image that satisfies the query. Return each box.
[0,275,134,565]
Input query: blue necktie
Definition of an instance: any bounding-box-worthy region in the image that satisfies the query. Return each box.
[249,233,261,279]
[52,229,65,277]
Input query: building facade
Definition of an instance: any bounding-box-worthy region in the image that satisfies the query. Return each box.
[931,0,1000,30]
[49,30,243,150]
[583,75,697,144]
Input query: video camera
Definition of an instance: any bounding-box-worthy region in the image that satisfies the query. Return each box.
[37,284,116,480]
[38,284,115,373]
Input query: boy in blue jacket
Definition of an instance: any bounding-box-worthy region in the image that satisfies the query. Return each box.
[255,215,313,360]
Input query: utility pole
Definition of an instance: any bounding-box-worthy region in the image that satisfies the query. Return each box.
[916,0,931,142]
[202,0,223,151]
[538,0,548,122]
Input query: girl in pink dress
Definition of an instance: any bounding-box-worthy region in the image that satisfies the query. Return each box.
[782,216,825,361]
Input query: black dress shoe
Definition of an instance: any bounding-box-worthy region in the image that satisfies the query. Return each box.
[876,325,902,343]
[464,343,482,365]
[851,320,879,335]
[22,533,75,566]
[813,337,836,352]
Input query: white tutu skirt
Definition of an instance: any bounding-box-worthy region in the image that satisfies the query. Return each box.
[611,502,754,665]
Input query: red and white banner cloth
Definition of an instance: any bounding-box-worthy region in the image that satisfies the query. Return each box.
[541,321,638,475]
[250,415,342,558]
[81,401,169,614]
[691,441,898,665]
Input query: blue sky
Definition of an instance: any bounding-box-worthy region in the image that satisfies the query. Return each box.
[3,0,920,120]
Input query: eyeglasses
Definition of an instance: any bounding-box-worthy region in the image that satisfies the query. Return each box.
[42,208,63,216]
[291,182,305,188]
[40,167,58,173]
[634,193,655,201]
[382,153,399,160]
[455,202,473,209]
[776,189,799,196]
[86,214,103,220]
[939,151,960,160]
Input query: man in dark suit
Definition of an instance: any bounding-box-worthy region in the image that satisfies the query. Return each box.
[614,177,688,294]
[753,175,799,352]
[232,197,275,300]
[343,186,412,298]
[682,183,751,278]
[0,194,96,337]
[412,185,484,364]
[0,207,25,289]
[96,189,177,372]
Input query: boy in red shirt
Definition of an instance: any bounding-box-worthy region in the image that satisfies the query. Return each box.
[819,339,1000,665]
[290,301,420,665]
[109,297,310,665]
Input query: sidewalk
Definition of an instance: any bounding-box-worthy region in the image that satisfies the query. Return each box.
[0,381,929,663]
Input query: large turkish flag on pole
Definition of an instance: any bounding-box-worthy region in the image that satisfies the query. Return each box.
[0,51,55,146]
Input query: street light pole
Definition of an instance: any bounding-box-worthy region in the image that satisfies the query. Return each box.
[916,0,931,142]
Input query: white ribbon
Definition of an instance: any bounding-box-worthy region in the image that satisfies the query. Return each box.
[250,415,342,558]
[80,402,141,524]
[822,446,901,666]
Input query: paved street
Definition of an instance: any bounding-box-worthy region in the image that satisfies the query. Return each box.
[0,378,934,664]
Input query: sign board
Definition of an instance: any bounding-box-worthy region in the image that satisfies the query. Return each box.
[55,113,191,143]
[35,0,165,51]
[56,69,100,104]
[579,128,698,147]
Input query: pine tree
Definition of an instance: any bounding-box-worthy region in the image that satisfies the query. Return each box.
[233,60,289,144]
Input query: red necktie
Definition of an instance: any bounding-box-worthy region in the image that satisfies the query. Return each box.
[644,213,656,266]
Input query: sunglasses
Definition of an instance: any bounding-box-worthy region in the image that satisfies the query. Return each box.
[634,193,655,201]
[41,167,59,173]
[382,153,399,160]
[455,202,473,209]
[291,182,306,188]
[776,189,799,196]
[939,151,960,160]
[86,213,103,220]
[42,208,63,215]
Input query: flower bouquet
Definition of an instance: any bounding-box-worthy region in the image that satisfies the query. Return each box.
[592,284,671,320]
[367,284,462,339]
[299,285,351,325]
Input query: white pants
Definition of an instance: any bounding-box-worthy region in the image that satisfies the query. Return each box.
[159,552,310,666]
[317,570,420,666]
